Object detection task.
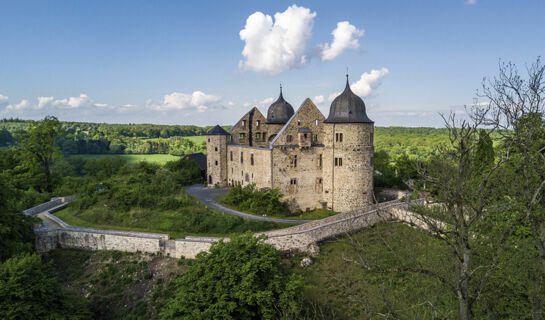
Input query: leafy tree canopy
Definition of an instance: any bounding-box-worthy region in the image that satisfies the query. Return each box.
[161,234,303,320]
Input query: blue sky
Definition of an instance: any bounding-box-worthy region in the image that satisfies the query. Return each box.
[0,0,543,127]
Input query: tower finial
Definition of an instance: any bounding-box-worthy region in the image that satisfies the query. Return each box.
[345,71,350,90]
[279,83,283,98]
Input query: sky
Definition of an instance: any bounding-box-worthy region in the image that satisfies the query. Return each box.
[0,0,544,127]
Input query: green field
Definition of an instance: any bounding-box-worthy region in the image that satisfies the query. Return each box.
[73,154,180,165]
[183,135,206,144]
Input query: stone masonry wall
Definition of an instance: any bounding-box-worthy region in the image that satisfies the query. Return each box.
[207,134,228,187]
[227,145,272,188]
[29,197,419,259]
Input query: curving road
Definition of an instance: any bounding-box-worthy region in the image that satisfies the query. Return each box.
[184,184,312,224]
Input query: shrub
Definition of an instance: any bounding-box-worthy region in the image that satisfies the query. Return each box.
[222,184,291,216]
[161,234,302,320]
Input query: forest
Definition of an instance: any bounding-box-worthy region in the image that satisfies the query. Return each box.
[1,59,545,319]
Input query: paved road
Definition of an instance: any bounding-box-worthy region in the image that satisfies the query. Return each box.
[184,184,311,224]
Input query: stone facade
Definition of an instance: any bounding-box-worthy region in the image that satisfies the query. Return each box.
[207,89,375,212]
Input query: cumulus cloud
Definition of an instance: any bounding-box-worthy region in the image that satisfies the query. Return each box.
[313,95,325,104]
[151,91,222,111]
[37,96,54,109]
[239,5,316,74]
[320,21,364,61]
[351,68,389,97]
[6,99,31,111]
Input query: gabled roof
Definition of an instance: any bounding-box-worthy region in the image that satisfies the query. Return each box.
[270,98,325,147]
[228,107,264,133]
[207,125,230,135]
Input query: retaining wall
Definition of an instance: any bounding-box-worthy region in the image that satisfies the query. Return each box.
[29,197,419,258]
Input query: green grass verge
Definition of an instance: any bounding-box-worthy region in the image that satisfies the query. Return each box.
[292,222,455,319]
[72,154,180,166]
[216,195,338,220]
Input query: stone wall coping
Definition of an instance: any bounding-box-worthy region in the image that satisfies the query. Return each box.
[262,200,403,238]
[35,227,167,240]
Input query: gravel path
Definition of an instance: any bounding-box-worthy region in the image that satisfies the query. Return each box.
[184,184,311,224]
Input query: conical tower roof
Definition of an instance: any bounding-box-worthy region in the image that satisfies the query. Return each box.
[325,75,373,123]
[266,85,294,124]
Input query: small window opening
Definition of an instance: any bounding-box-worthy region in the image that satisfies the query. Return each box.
[250,153,254,166]
[240,152,244,163]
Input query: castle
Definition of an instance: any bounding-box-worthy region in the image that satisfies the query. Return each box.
[206,76,374,212]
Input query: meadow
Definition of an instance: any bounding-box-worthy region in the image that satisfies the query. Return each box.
[73,154,180,166]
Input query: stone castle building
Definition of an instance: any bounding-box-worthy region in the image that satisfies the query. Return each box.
[206,76,374,212]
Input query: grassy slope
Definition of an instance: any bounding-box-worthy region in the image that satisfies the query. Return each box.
[54,191,288,238]
[73,154,180,166]
[292,222,456,320]
[46,249,185,320]
[183,135,206,144]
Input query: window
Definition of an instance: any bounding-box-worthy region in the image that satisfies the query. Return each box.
[334,157,343,167]
[255,132,261,140]
[262,132,267,141]
[242,120,246,128]
[335,133,343,142]
[230,151,233,161]
[215,160,218,166]
[239,133,245,140]
[315,177,323,193]
[208,138,210,142]
[215,147,218,152]
[319,154,322,168]
[231,168,233,174]
[303,133,308,139]
[287,135,293,143]
[312,134,318,143]
[290,178,297,193]
[229,135,233,143]
[250,153,254,165]
[297,119,301,126]
[245,173,249,182]
[240,152,244,163]
[256,120,260,127]
[290,155,297,168]
[315,119,319,126]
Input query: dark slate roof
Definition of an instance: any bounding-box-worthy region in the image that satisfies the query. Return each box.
[267,86,294,124]
[207,125,230,135]
[184,153,207,171]
[325,76,373,123]
[298,127,312,133]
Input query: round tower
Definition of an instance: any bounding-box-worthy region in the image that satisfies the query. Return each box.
[206,125,229,187]
[322,75,374,212]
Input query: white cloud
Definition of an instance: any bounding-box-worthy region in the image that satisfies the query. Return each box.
[152,91,222,111]
[313,95,325,104]
[467,0,477,4]
[6,99,31,111]
[53,93,93,108]
[239,5,316,74]
[320,21,364,61]
[37,96,54,109]
[350,68,389,97]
